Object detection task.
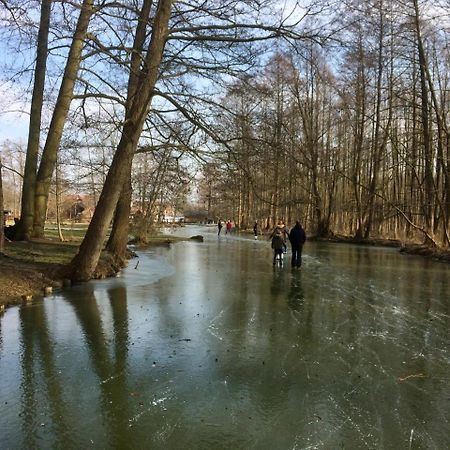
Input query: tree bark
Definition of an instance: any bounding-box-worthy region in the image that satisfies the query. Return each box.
[16,0,52,240]
[364,1,385,239]
[55,158,65,242]
[105,175,132,262]
[106,0,153,263]
[353,33,367,241]
[33,0,95,238]
[0,158,4,254]
[412,0,434,235]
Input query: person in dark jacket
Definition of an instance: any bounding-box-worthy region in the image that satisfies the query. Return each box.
[271,230,285,266]
[253,220,258,239]
[288,221,306,268]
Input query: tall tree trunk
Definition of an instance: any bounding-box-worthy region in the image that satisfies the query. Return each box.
[16,0,52,240]
[0,158,4,254]
[105,175,132,261]
[364,1,384,239]
[105,0,153,263]
[55,158,65,242]
[33,0,95,238]
[353,33,366,240]
[413,0,434,235]
[68,0,173,281]
[270,71,284,228]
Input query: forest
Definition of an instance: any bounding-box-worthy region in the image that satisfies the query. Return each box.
[0,0,449,281]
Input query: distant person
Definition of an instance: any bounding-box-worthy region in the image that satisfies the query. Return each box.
[218,220,223,236]
[288,221,306,268]
[226,220,232,234]
[253,220,258,240]
[271,230,285,266]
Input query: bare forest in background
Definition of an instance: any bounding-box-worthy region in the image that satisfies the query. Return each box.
[196,1,450,249]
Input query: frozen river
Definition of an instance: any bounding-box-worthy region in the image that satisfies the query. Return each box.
[1,225,450,449]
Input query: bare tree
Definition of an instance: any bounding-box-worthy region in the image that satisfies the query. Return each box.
[0,157,4,254]
[105,0,153,262]
[33,0,95,238]
[69,0,174,280]
[15,0,52,240]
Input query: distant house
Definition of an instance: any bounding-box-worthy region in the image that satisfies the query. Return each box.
[161,215,184,223]
[183,208,209,223]
[129,202,184,223]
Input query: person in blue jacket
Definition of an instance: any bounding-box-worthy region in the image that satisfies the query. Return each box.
[288,221,306,268]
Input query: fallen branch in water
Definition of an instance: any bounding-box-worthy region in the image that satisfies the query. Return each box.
[398,373,426,382]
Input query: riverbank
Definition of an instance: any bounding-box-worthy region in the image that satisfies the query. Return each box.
[399,243,450,262]
[2,232,448,310]
[0,240,76,309]
[250,229,450,262]
[0,234,198,309]
[309,234,450,263]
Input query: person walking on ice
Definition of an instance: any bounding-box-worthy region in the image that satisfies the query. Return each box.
[271,229,285,266]
[270,220,289,253]
[288,221,306,268]
[226,220,232,234]
[253,220,258,239]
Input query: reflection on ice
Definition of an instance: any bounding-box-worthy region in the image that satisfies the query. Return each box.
[0,225,450,449]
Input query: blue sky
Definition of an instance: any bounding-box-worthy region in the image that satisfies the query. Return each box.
[0,39,30,145]
[0,111,28,144]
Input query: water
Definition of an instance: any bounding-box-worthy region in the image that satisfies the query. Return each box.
[1,225,450,449]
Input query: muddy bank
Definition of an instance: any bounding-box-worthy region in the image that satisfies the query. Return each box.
[0,254,64,308]
[310,234,450,262]
[240,228,450,263]
[309,234,402,248]
[399,244,450,262]
[0,249,135,308]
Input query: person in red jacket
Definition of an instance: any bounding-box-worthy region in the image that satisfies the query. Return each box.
[226,220,232,234]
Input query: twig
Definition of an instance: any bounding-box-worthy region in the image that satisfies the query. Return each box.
[398,373,426,382]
